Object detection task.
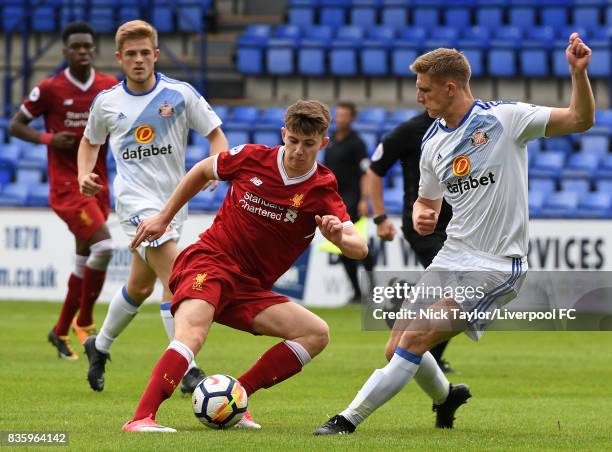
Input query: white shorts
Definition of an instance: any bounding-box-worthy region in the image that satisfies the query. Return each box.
[120,213,182,262]
[422,239,528,341]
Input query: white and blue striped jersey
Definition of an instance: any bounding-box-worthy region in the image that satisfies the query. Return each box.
[419,100,551,258]
[84,73,222,227]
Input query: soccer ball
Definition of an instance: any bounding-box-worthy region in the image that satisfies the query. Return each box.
[192,374,248,429]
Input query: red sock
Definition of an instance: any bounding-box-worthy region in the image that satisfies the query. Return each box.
[132,349,189,421]
[54,274,83,336]
[238,342,303,396]
[76,266,106,326]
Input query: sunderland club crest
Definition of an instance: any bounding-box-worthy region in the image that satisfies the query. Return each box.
[158,101,175,118]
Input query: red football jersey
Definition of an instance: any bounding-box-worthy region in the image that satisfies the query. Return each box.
[21,68,118,189]
[202,144,351,289]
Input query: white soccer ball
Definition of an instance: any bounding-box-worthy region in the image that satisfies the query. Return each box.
[192,374,248,429]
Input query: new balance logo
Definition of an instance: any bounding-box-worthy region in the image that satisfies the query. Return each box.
[250,177,263,186]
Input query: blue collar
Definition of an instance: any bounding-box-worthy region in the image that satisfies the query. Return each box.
[122,72,161,96]
[439,100,477,132]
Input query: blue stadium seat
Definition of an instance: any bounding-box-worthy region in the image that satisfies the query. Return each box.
[596,179,612,193]
[541,6,568,29]
[459,26,491,47]
[527,139,542,153]
[391,45,417,76]
[226,131,250,149]
[350,6,377,28]
[330,42,359,76]
[177,6,204,33]
[530,151,566,179]
[525,26,556,44]
[237,44,265,75]
[580,134,609,158]
[18,145,47,170]
[543,136,573,153]
[320,6,346,27]
[288,6,315,28]
[444,7,471,29]
[357,107,387,126]
[528,190,546,217]
[572,6,601,30]
[367,26,396,41]
[185,145,206,169]
[388,108,417,125]
[230,106,259,124]
[0,144,21,170]
[118,6,141,23]
[560,178,590,194]
[493,26,523,44]
[576,192,611,218]
[509,6,536,31]
[361,41,390,76]
[0,183,29,207]
[89,7,115,33]
[27,183,50,207]
[298,42,327,76]
[253,130,282,147]
[260,107,286,127]
[15,168,44,184]
[192,134,211,154]
[540,190,580,218]
[266,39,295,75]
[381,6,408,28]
[32,7,57,32]
[398,26,428,43]
[595,155,612,179]
[274,25,301,40]
[3,6,26,32]
[476,6,503,29]
[462,48,484,77]
[520,48,549,77]
[335,25,365,42]
[358,131,379,155]
[211,104,229,123]
[488,48,517,77]
[529,177,556,194]
[189,188,218,212]
[595,109,612,132]
[383,183,404,215]
[152,7,174,33]
[412,6,440,28]
[587,41,611,77]
[562,153,600,179]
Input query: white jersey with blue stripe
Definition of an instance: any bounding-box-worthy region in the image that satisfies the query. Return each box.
[84,73,222,226]
[419,100,551,258]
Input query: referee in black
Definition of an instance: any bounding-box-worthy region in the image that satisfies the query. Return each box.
[367,110,455,372]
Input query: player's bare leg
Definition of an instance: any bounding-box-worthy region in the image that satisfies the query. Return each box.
[315,299,469,435]
[123,298,215,431]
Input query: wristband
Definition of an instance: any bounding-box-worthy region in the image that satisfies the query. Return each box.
[373,214,388,225]
[39,132,53,145]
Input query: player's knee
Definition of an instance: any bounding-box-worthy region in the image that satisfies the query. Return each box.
[384,342,396,362]
[86,239,114,271]
[306,320,330,356]
[127,283,155,302]
[399,330,433,355]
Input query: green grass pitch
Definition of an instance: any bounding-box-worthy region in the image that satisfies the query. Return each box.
[1,301,611,451]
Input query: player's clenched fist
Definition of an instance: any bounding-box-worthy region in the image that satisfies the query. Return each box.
[315,214,344,245]
[414,209,438,236]
[566,32,591,72]
[78,172,103,197]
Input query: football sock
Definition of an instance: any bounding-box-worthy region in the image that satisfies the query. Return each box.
[76,266,106,327]
[414,351,450,405]
[340,347,422,427]
[95,286,139,354]
[160,302,196,372]
[238,340,309,396]
[132,341,192,421]
[55,273,84,336]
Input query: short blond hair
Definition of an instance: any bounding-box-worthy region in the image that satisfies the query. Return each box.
[115,20,158,52]
[410,48,471,85]
[284,100,331,136]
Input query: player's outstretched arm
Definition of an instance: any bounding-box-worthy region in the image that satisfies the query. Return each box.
[366,168,396,241]
[77,136,103,196]
[413,196,442,236]
[546,32,595,137]
[201,126,228,192]
[131,156,217,249]
[315,215,368,260]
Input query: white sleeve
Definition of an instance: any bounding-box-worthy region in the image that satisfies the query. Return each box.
[510,102,552,144]
[418,149,443,200]
[83,95,109,145]
[186,88,222,137]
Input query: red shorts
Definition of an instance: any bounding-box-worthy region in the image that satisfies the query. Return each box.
[169,241,290,334]
[50,183,110,241]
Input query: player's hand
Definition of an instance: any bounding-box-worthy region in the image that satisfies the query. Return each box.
[131,215,170,249]
[51,131,77,150]
[414,209,438,236]
[315,214,344,245]
[377,218,396,241]
[202,179,219,191]
[78,173,103,197]
[358,199,369,217]
[566,32,591,73]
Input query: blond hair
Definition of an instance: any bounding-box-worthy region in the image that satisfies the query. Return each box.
[115,20,158,52]
[284,100,331,136]
[410,48,471,85]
